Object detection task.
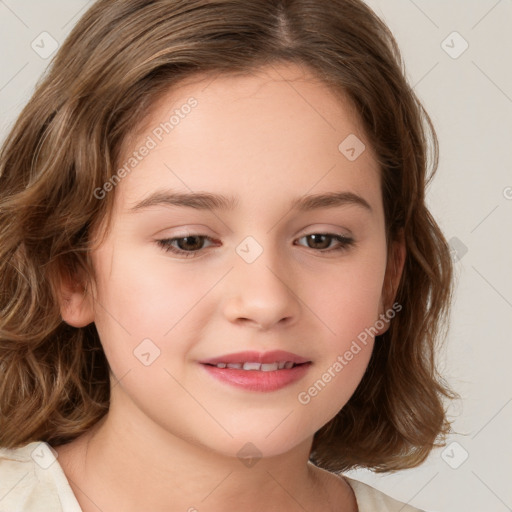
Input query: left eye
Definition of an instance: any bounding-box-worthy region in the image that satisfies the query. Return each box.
[156,233,355,258]
[295,233,354,251]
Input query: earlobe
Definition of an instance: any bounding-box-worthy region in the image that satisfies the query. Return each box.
[59,277,95,328]
[376,230,406,336]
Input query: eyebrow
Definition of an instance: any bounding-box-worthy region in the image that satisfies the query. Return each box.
[128,190,372,213]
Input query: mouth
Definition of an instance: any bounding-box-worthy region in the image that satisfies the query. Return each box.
[203,361,306,371]
[199,350,312,392]
[199,349,310,366]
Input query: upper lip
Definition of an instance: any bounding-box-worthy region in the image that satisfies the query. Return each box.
[200,350,310,365]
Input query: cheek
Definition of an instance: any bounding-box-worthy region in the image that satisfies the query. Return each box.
[309,250,387,345]
[93,239,194,326]
[296,341,373,436]
[89,245,217,374]
[292,250,386,419]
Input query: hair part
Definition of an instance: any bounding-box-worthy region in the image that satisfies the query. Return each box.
[0,0,456,472]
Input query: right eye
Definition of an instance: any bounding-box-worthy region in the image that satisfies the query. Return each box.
[156,235,216,258]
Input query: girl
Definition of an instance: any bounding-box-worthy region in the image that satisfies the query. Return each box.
[0,1,456,511]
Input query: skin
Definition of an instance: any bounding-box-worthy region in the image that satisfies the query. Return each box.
[55,62,405,512]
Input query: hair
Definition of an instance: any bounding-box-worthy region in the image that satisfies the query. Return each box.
[0,0,457,472]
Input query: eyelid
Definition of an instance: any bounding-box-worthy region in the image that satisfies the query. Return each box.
[297,224,353,239]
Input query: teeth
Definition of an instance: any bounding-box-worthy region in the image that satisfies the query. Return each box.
[260,363,279,371]
[214,361,297,370]
[243,362,262,371]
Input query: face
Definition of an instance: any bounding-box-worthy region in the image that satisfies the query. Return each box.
[71,63,401,460]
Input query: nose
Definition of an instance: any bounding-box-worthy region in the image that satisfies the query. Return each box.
[222,245,301,331]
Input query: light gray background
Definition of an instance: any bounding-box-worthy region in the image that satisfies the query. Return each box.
[0,1,511,511]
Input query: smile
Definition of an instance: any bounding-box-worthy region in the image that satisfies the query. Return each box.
[201,358,311,391]
[206,361,299,371]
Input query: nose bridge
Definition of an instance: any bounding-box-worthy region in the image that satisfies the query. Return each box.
[222,234,300,329]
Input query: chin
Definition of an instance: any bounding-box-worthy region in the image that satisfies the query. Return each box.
[212,425,314,462]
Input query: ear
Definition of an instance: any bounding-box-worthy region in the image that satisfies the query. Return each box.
[375,229,406,336]
[58,269,95,328]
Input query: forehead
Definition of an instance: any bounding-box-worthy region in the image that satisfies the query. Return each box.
[113,62,381,214]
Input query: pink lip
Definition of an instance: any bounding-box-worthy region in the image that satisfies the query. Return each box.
[199,350,312,392]
[199,350,310,365]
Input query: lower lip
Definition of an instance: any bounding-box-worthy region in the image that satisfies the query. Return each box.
[200,363,311,392]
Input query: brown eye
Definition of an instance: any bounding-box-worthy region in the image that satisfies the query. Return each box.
[305,234,332,250]
[156,235,215,258]
[295,233,355,253]
[175,236,206,251]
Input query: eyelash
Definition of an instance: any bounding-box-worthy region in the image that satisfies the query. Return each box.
[156,233,355,259]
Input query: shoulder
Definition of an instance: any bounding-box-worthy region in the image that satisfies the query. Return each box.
[0,441,81,512]
[344,476,426,512]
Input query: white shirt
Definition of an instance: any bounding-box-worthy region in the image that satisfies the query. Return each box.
[0,441,424,511]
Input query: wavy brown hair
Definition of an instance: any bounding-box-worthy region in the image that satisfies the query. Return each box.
[0,0,456,472]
